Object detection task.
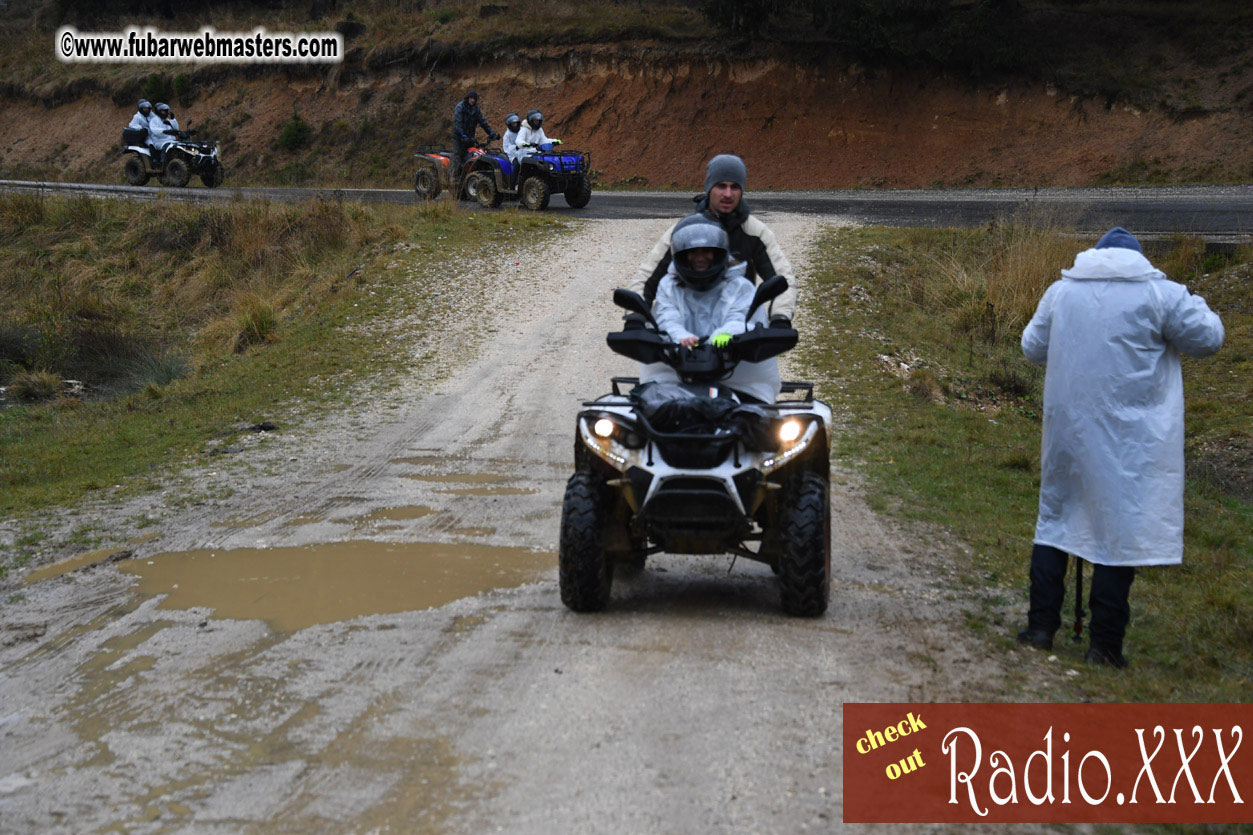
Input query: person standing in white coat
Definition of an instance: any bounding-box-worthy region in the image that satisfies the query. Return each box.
[1016,227,1224,667]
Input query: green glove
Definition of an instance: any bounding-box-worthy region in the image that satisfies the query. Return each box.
[710,333,732,349]
[552,139,563,145]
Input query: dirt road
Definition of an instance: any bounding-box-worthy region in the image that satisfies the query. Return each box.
[0,216,1018,833]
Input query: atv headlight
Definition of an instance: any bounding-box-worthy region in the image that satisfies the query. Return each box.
[593,418,615,438]
[588,413,644,449]
[761,417,820,475]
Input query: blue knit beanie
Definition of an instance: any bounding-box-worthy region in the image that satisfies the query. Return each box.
[1094,227,1142,253]
[704,154,747,192]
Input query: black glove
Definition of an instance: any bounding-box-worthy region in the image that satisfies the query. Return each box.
[623,314,647,331]
[769,316,792,330]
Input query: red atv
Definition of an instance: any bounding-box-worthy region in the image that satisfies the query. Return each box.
[413,143,494,201]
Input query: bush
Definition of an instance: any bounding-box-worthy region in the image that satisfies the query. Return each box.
[142,74,169,105]
[8,369,62,402]
[232,296,279,353]
[172,73,192,104]
[278,113,313,152]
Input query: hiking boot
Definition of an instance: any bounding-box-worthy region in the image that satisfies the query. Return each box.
[1016,628,1054,650]
[1084,647,1129,669]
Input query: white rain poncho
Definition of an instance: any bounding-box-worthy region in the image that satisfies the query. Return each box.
[516,122,551,156]
[1021,246,1224,567]
[502,127,521,163]
[148,113,175,150]
[127,110,149,133]
[641,262,783,404]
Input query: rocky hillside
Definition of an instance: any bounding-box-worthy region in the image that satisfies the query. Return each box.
[1,1,1251,189]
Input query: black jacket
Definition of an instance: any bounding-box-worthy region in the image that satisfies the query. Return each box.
[452,98,493,146]
[626,195,797,321]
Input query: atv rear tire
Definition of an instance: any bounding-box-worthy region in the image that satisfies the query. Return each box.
[201,163,224,188]
[123,155,149,186]
[463,172,487,202]
[777,471,830,617]
[564,175,592,209]
[520,176,551,211]
[559,471,613,612]
[414,164,441,200]
[475,174,504,208]
[161,157,190,188]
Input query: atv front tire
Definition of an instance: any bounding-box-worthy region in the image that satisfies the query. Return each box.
[123,155,149,186]
[777,471,830,616]
[559,471,613,611]
[564,175,592,209]
[520,176,551,211]
[161,157,190,188]
[414,165,441,200]
[201,163,224,188]
[475,174,504,209]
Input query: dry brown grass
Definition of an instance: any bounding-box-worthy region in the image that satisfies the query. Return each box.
[923,217,1083,344]
[0,193,402,394]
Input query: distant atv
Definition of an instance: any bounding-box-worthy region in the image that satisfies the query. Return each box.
[121,127,224,188]
[413,142,493,201]
[414,141,592,211]
[469,142,592,211]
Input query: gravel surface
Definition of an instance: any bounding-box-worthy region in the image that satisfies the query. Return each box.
[0,214,1033,833]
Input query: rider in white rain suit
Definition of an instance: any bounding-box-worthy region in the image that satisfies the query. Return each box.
[1017,226,1224,667]
[645,215,781,404]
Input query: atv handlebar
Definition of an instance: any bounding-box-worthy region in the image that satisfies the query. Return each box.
[605,326,797,382]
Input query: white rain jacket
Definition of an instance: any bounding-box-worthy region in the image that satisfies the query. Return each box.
[515,123,551,156]
[127,110,149,134]
[148,113,176,149]
[502,128,521,163]
[641,262,783,404]
[1021,246,1224,567]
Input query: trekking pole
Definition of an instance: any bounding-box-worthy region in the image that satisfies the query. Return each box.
[1071,557,1086,643]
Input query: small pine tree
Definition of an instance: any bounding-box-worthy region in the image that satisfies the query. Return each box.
[278,113,313,152]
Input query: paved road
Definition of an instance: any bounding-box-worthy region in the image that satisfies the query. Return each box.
[4,179,1251,239]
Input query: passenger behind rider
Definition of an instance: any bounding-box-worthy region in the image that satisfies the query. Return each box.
[147,102,177,165]
[515,110,560,157]
[128,99,152,135]
[502,112,523,163]
[648,215,781,404]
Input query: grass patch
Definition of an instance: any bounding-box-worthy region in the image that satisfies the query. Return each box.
[0,193,560,526]
[799,223,1252,701]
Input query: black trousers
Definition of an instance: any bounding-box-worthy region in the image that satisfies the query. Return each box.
[1027,544,1136,653]
[451,140,469,184]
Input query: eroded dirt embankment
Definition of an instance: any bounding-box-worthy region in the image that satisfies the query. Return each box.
[1,45,1249,189]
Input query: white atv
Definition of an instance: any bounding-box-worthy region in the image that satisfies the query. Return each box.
[121,127,224,188]
[560,276,832,616]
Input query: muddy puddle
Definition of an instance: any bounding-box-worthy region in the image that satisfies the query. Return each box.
[356,505,436,523]
[118,541,554,632]
[24,548,130,584]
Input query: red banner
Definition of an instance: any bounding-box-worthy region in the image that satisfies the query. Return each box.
[843,703,1253,823]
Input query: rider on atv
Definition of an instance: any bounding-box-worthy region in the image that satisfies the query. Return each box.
[645,214,783,404]
[148,102,178,165]
[516,109,560,157]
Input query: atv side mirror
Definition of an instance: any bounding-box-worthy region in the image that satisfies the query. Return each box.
[612,288,658,329]
[746,275,788,322]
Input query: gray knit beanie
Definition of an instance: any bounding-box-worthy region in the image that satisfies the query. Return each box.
[704,154,747,192]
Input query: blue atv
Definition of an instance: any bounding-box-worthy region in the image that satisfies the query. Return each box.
[464,142,592,210]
